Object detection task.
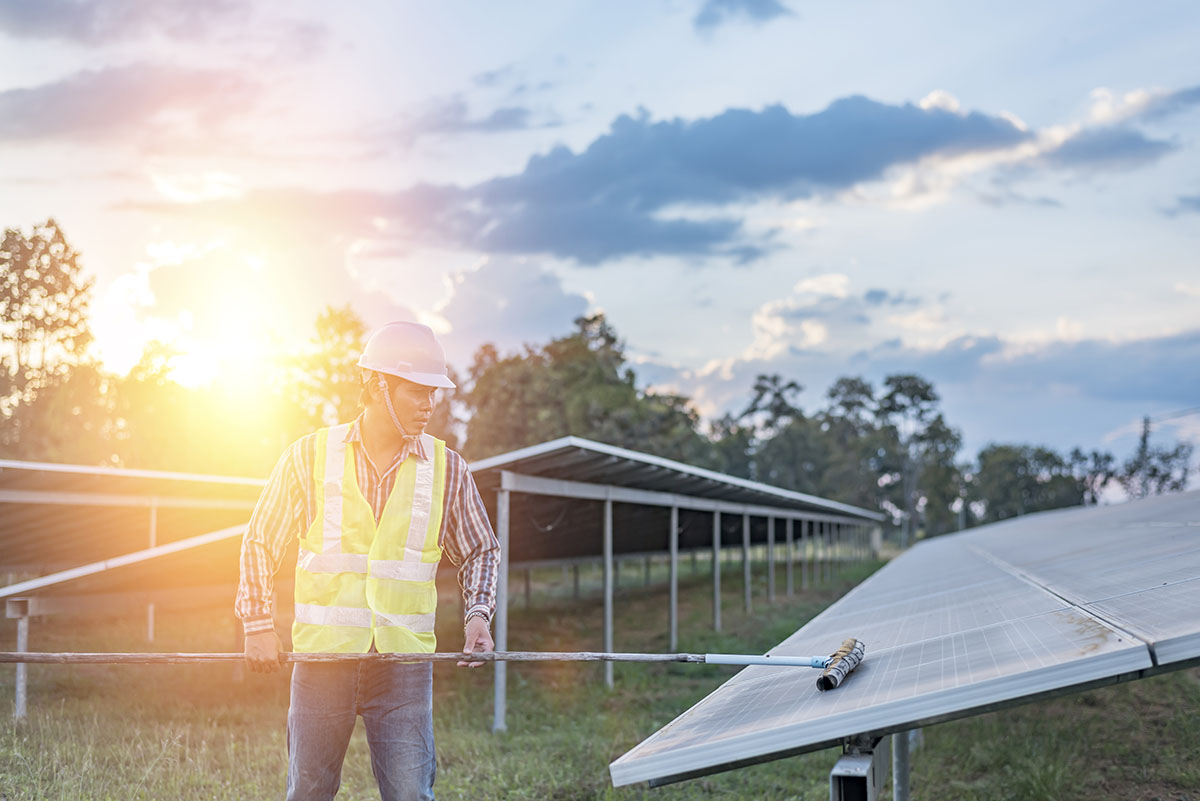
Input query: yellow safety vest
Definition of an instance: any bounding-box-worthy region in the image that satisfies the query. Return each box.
[292,423,447,653]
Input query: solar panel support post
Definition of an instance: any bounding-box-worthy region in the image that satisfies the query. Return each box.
[784,518,794,596]
[492,486,511,733]
[830,735,890,801]
[767,516,776,603]
[892,728,911,801]
[742,514,752,614]
[603,495,614,689]
[669,506,679,651]
[6,598,29,720]
[711,512,721,632]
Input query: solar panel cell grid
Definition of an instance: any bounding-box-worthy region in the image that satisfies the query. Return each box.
[610,490,1199,787]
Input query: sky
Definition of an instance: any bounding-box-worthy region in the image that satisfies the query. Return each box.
[1,0,1198,462]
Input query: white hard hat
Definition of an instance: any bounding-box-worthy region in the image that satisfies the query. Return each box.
[357,322,456,389]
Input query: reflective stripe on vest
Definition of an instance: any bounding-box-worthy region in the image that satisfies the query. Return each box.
[292,424,446,653]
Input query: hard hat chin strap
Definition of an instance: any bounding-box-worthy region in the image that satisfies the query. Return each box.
[375,372,417,441]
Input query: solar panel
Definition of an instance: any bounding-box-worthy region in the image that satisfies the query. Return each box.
[610,489,1200,787]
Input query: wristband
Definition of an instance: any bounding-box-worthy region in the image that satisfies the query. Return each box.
[464,609,491,629]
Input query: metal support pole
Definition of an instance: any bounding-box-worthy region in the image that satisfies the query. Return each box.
[669,506,679,651]
[231,615,245,683]
[800,519,809,591]
[742,514,751,614]
[712,512,721,632]
[524,568,532,608]
[893,728,911,801]
[492,489,510,732]
[766,516,775,603]
[644,555,651,587]
[603,496,614,689]
[833,523,840,581]
[147,502,157,643]
[8,598,30,720]
[785,518,794,596]
[572,564,580,599]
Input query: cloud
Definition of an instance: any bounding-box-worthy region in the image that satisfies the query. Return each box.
[0,64,256,144]
[472,64,516,88]
[0,0,326,54]
[131,94,1033,264]
[694,0,792,31]
[0,0,244,43]
[1165,194,1200,216]
[396,95,554,146]
[1042,125,1175,170]
[432,258,591,367]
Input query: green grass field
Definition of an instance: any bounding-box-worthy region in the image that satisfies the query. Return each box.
[1,557,1197,801]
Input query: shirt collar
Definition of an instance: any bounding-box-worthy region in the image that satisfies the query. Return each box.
[346,414,429,464]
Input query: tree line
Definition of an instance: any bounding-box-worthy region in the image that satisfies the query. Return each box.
[2,219,1194,537]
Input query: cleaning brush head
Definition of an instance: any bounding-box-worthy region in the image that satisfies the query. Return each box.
[816,638,865,691]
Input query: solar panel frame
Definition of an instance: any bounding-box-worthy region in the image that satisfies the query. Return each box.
[610,490,1200,787]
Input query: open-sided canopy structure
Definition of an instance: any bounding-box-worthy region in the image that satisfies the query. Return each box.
[609,488,1200,787]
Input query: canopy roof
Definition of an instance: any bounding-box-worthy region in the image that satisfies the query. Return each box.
[1,436,878,599]
[471,436,881,521]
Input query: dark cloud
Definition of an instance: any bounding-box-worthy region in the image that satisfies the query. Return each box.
[1043,126,1175,170]
[854,330,1200,405]
[132,95,1033,264]
[0,64,256,143]
[1139,85,1200,121]
[694,0,792,31]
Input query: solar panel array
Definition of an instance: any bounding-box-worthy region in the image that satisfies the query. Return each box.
[610,489,1200,786]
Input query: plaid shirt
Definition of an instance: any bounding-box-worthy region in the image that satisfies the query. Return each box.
[235,416,499,636]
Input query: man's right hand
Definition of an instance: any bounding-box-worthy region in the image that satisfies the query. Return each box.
[244,630,283,673]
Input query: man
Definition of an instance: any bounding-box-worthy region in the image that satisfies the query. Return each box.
[236,321,499,801]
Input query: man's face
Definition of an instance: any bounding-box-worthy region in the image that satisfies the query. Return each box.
[385,377,438,435]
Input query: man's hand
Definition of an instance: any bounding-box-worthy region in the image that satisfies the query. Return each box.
[458,616,494,668]
[244,630,283,674]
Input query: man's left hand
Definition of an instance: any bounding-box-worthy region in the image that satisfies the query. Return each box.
[459,615,494,668]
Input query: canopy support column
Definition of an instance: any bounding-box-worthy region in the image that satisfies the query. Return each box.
[767,516,776,603]
[668,506,679,651]
[147,501,158,643]
[785,517,794,596]
[492,487,510,732]
[603,496,614,689]
[712,512,721,632]
[8,598,29,720]
[742,514,752,614]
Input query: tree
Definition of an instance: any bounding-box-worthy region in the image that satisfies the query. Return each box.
[817,377,886,510]
[971,444,1096,523]
[0,219,93,408]
[287,305,368,431]
[876,374,956,545]
[462,313,709,462]
[1119,417,1193,498]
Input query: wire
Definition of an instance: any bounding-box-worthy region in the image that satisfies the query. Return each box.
[1150,405,1200,423]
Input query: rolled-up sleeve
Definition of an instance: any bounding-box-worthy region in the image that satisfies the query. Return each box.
[442,452,500,624]
[235,441,306,636]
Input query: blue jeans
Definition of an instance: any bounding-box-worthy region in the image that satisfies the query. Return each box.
[286,659,435,801]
